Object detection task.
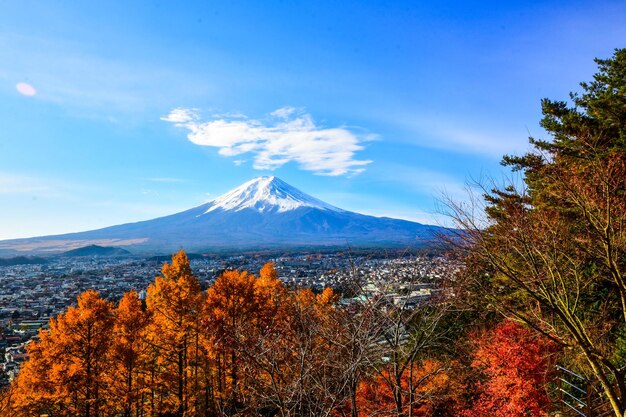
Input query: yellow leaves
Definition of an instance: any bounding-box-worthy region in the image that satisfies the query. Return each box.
[147,252,202,334]
[260,262,278,280]
[113,291,147,348]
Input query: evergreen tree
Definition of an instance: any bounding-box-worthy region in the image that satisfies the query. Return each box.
[450,48,626,417]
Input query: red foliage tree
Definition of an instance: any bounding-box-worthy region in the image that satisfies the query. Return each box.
[460,320,556,417]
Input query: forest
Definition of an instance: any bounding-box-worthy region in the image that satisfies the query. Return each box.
[1,48,625,417]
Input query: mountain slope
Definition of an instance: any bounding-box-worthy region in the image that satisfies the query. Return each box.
[0,177,445,254]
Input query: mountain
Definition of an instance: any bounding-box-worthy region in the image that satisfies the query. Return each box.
[0,256,48,266]
[61,245,132,257]
[0,176,446,254]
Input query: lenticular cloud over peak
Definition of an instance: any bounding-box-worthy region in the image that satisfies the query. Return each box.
[161,107,372,176]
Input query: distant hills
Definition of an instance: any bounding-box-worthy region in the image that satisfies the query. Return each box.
[0,256,48,266]
[61,245,132,257]
[0,177,447,255]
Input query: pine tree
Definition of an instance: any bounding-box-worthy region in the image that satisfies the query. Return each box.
[450,48,626,417]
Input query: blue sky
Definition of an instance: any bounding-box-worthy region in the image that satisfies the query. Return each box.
[1,0,625,239]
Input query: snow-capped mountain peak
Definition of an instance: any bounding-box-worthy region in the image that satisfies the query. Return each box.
[0,175,442,254]
[203,176,342,214]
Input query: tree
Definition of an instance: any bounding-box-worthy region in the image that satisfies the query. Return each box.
[106,290,151,417]
[12,290,114,417]
[446,48,626,417]
[252,286,348,417]
[0,381,17,417]
[331,258,457,417]
[145,249,203,416]
[459,320,556,417]
[204,268,260,415]
[363,281,450,417]
[355,359,458,417]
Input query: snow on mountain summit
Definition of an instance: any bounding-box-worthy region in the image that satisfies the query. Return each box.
[203,176,342,214]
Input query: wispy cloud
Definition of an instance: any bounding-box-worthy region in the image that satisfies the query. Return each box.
[418,122,529,158]
[0,34,214,117]
[161,107,372,176]
[0,173,66,196]
[142,177,186,183]
[379,110,530,158]
[270,106,297,119]
[393,166,469,201]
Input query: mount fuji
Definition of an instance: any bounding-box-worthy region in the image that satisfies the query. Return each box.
[0,177,445,255]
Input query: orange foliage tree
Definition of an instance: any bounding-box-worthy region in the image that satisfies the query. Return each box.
[274,287,346,416]
[355,359,459,417]
[204,263,349,417]
[0,384,16,417]
[145,249,204,416]
[204,265,285,414]
[106,290,151,417]
[204,268,258,413]
[12,290,114,417]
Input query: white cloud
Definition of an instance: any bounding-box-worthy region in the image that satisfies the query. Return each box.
[16,82,37,97]
[270,106,297,119]
[160,107,197,124]
[161,107,372,176]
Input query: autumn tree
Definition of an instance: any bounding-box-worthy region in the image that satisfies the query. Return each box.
[237,263,293,415]
[248,285,350,417]
[203,265,286,415]
[145,249,203,416]
[361,275,451,417]
[285,287,348,416]
[446,48,626,416]
[205,263,352,417]
[355,359,458,417]
[459,320,556,417]
[11,290,114,417]
[203,268,257,414]
[106,290,151,417]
